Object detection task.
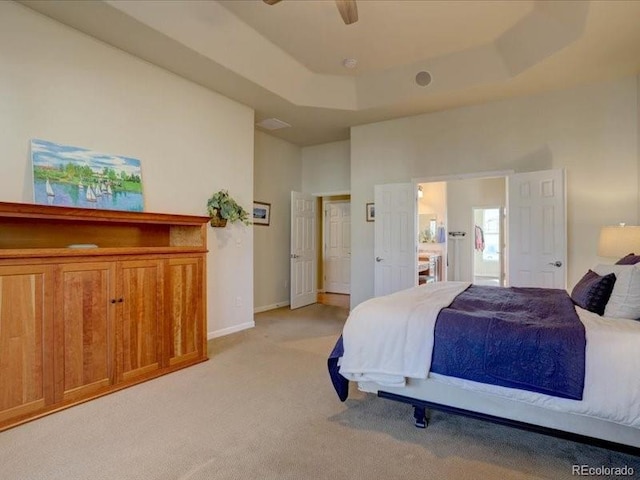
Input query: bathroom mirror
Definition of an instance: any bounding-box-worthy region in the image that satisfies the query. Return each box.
[418,214,437,243]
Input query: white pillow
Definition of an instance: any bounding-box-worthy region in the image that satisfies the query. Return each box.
[592,264,640,319]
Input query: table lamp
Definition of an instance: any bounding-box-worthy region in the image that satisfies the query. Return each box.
[598,224,640,258]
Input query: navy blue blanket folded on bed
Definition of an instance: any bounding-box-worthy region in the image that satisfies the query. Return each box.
[430,285,586,400]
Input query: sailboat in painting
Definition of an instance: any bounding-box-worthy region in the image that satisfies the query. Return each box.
[45,179,55,197]
[86,185,97,202]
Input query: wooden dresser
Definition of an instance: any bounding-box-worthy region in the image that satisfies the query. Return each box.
[0,201,209,431]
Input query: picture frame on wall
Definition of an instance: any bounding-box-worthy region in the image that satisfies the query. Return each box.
[30,138,145,212]
[253,201,271,226]
[366,203,375,222]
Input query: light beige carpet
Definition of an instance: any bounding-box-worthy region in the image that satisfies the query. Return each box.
[0,303,638,480]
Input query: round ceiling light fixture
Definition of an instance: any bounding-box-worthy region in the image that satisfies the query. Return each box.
[342,58,358,69]
[415,71,432,87]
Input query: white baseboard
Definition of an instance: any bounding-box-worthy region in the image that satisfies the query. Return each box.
[253,301,290,314]
[207,321,255,340]
[207,302,292,339]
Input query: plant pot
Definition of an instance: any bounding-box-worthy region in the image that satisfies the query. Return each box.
[209,214,227,228]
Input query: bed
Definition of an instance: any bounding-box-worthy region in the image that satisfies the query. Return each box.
[328,262,640,455]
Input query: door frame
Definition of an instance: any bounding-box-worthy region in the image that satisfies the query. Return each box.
[414,170,513,285]
[288,191,350,308]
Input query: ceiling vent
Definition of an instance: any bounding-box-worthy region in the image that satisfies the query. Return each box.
[256,117,291,130]
[342,58,358,69]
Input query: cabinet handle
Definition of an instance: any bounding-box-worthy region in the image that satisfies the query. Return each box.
[110,299,116,304]
[118,298,124,303]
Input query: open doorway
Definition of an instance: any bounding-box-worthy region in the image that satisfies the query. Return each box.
[417,175,506,285]
[417,182,447,284]
[318,195,351,307]
[472,207,504,286]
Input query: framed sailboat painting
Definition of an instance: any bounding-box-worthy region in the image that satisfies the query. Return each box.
[30,139,145,211]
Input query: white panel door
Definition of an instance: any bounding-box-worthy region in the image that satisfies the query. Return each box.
[324,201,351,294]
[507,169,566,288]
[374,183,416,297]
[290,191,317,309]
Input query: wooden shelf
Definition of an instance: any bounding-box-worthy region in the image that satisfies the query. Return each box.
[0,202,209,251]
[0,246,207,259]
[0,201,209,225]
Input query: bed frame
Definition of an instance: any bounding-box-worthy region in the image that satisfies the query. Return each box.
[357,379,640,457]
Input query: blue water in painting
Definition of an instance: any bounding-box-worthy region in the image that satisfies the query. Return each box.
[34,180,143,212]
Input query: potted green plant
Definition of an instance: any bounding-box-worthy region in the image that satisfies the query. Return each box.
[206,190,250,227]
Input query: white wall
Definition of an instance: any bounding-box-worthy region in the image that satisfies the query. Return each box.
[253,131,301,312]
[351,77,639,308]
[418,182,447,219]
[0,2,255,338]
[302,140,350,194]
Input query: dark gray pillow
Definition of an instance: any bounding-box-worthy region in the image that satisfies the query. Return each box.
[571,270,616,315]
[615,253,640,265]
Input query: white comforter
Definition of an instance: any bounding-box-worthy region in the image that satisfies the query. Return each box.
[340,282,640,428]
[338,282,470,387]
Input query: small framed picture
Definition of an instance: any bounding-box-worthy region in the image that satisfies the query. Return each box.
[366,203,375,222]
[253,201,271,226]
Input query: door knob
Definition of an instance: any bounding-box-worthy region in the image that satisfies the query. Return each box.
[290,254,299,259]
[548,261,562,267]
[376,256,383,262]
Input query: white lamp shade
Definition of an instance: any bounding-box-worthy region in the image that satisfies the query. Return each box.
[598,225,640,258]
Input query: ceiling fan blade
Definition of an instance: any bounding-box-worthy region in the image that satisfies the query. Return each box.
[335,0,358,25]
[263,0,282,5]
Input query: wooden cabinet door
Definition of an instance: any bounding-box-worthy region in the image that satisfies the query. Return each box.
[117,259,163,382]
[165,257,205,367]
[54,262,115,403]
[0,265,54,425]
